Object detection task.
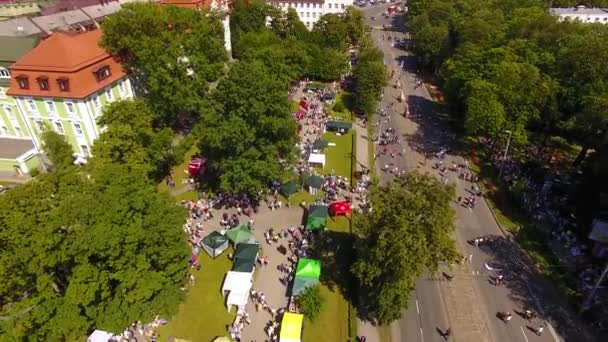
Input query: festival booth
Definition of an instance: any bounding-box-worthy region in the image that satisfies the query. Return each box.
[235,243,259,263]
[305,205,328,231]
[329,201,352,216]
[232,257,256,273]
[326,120,352,134]
[304,175,325,196]
[226,225,256,245]
[87,330,115,342]
[299,100,308,111]
[312,139,329,153]
[222,271,253,312]
[308,153,326,169]
[188,157,207,178]
[201,231,229,258]
[292,258,321,296]
[279,313,304,342]
[281,180,300,198]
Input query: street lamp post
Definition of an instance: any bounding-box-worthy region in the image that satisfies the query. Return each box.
[499,130,512,177]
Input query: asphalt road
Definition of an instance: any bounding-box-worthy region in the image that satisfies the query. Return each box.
[359,3,597,342]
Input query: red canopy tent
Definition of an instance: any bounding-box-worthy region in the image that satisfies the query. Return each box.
[299,100,308,111]
[330,201,352,216]
[188,157,207,178]
[295,110,306,120]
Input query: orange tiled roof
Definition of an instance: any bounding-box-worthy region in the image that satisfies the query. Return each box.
[7,30,126,99]
[160,0,213,9]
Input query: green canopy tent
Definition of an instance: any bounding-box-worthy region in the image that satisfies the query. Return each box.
[232,257,256,273]
[292,276,320,296]
[234,243,259,262]
[291,258,321,296]
[304,175,325,196]
[201,231,230,258]
[295,258,321,278]
[226,225,256,245]
[305,205,328,231]
[312,139,329,151]
[326,120,352,133]
[281,180,300,198]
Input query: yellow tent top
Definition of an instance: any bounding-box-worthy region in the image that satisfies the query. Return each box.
[279,313,304,342]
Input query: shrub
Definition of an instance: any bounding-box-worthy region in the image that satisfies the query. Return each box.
[299,285,324,321]
[333,99,346,113]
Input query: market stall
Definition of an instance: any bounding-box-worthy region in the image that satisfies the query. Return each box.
[308,153,326,169]
[305,205,328,231]
[279,313,304,342]
[201,231,229,258]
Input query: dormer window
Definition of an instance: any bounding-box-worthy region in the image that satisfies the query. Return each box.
[94,65,111,81]
[37,76,50,91]
[57,78,70,92]
[0,67,9,79]
[16,76,29,89]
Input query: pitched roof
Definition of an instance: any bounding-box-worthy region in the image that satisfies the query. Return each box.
[0,36,40,67]
[11,30,108,73]
[7,30,127,99]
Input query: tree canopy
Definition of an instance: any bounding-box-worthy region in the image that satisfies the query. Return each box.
[40,129,75,170]
[198,61,296,196]
[100,2,227,128]
[351,46,388,116]
[92,99,175,181]
[352,173,459,324]
[0,164,190,340]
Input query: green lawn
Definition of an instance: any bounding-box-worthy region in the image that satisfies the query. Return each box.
[157,253,235,342]
[321,132,354,179]
[329,91,354,123]
[305,215,354,342]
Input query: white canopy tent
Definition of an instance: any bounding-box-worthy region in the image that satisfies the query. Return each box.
[308,153,326,168]
[221,271,253,295]
[87,330,115,342]
[226,290,249,312]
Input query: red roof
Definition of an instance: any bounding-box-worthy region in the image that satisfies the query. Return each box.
[7,30,126,99]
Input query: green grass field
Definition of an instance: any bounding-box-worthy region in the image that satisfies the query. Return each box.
[321,132,354,179]
[157,253,235,342]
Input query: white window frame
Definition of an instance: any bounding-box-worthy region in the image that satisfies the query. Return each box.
[45,100,56,113]
[34,119,43,132]
[0,67,9,79]
[92,95,101,109]
[118,80,126,95]
[3,105,14,120]
[1,125,9,135]
[80,144,90,157]
[73,122,83,136]
[26,99,37,112]
[105,87,114,101]
[65,101,76,114]
[53,121,64,134]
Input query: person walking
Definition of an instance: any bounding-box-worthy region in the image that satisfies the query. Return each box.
[535,326,544,336]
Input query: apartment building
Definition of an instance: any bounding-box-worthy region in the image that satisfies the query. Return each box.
[550,5,608,24]
[268,0,354,29]
[7,29,134,162]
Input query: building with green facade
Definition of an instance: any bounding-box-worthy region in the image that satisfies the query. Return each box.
[3,29,134,176]
[0,36,41,176]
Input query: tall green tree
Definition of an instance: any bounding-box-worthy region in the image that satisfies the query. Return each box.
[0,165,189,340]
[230,0,270,57]
[92,100,174,181]
[352,47,388,116]
[40,129,74,170]
[101,3,227,128]
[198,61,296,195]
[352,173,459,324]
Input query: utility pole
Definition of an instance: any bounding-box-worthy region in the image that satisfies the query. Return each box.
[498,130,512,177]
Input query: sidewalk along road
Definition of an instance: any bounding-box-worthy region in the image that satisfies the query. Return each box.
[360,5,597,342]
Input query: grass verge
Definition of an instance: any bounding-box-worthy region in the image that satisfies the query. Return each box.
[157,253,235,341]
[321,132,354,179]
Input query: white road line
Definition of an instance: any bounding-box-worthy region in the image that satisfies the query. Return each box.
[416,299,420,314]
[521,326,530,342]
[420,327,425,342]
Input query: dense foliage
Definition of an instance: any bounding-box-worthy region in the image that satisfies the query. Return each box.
[298,285,325,321]
[92,99,175,181]
[41,130,75,170]
[198,61,296,195]
[0,165,190,340]
[352,173,459,323]
[100,3,227,128]
[408,0,608,224]
[352,45,388,115]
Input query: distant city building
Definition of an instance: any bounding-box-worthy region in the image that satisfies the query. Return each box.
[550,5,608,24]
[0,2,40,20]
[267,0,354,29]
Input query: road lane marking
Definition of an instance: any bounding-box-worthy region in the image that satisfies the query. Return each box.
[420,327,425,342]
[521,326,530,342]
[416,299,420,314]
